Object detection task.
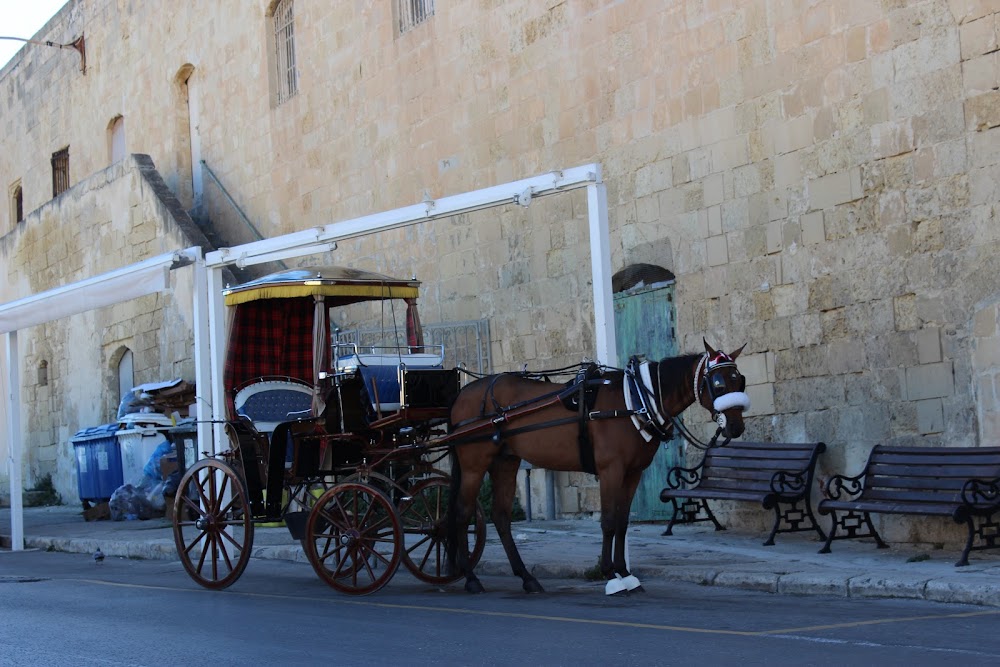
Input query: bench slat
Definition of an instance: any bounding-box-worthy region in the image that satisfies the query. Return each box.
[700,478,775,493]
[869,446,1000,457]
[861,488,962,505]
[706,457,815,473]
[664,488,766,502]
[865,477,978,493]
[709,446,818,459]
[820,499,959,516]
[868,462,1000,479]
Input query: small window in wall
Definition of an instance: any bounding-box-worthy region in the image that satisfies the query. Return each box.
[398,0,434,33]
[51,147,70,197]
[272,0,298,104]
[37,360,48,387]
[109,116,126,164]
[10,181,22,225]
[117,349,134,408]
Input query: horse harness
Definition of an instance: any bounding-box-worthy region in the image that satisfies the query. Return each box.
[454,361,671,475]
[450,353,750,473]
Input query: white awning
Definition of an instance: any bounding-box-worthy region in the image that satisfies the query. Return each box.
[0,252,180,334]
[3,248,202,552]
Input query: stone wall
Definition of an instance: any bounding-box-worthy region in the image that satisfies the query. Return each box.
[0,155,200,502]
[2,1,1000,534]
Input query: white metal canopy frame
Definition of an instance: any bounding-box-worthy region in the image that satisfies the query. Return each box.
[1,162,613,550]
[200,163,616,460]
[1,248,207,551]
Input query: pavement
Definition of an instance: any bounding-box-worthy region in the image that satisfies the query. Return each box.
[3,504,1000,607]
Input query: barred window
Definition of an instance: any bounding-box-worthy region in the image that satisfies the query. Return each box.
[398,0,434,33]
[51,147,69,197]
[272,0,298,104]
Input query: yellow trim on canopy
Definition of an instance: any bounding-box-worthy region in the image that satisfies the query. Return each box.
[224,284,420,306]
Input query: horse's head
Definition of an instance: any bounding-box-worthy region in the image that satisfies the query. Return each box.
[697,339,750,439]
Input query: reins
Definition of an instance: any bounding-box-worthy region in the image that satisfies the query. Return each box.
[448,354,737,456]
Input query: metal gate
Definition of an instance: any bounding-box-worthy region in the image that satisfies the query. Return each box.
[614,281,677,521]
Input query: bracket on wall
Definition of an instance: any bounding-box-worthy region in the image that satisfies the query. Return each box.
[0,33,86,74]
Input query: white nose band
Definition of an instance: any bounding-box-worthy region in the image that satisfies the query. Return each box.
[714,391,750,413]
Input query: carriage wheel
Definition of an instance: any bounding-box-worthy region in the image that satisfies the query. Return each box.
[398,477,487,585]
[172,459,254,590]
[304,482,403,596]
[342,471,407,504]
[286,479,337,552]
[394,466,448,490]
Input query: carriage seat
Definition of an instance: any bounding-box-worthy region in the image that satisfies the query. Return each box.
[233,377,314,436]
[335,352,444,413]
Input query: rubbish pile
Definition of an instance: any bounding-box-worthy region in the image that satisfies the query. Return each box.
[107,379,191,521]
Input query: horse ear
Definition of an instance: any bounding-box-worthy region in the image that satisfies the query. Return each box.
[730,343,747,359]
[703,338,717,355]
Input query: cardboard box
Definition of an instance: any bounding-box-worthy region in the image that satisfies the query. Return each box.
[159,453,179,480]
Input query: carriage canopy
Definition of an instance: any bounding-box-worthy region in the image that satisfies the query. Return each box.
[222,266,425,415]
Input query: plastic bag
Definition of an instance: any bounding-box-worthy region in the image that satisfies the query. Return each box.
[108,483,155,521]
[146,480,167,512]
[143,441,175,480]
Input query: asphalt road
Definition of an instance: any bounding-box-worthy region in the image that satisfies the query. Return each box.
[1,550,999,666]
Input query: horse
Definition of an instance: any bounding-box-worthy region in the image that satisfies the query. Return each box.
[444,339,750,595]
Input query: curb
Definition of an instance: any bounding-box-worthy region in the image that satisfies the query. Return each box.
[6,532,999,608]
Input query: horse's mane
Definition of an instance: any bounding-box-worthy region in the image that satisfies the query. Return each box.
[656,353,702,392]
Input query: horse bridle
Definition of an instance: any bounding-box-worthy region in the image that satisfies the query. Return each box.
[694,352,750,432]
[628,352,750,449]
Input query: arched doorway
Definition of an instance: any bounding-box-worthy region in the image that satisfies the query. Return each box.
[613,263,677,521]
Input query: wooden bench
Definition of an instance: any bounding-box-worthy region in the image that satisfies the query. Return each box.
[817,445,1000,566]
[659,441,827,546]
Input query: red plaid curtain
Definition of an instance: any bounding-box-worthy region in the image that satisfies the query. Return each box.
[223,297,316,416]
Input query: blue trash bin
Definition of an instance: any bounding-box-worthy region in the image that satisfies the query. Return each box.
[71,424,124,507]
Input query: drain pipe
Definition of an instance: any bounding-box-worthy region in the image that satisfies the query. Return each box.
[545,469,557,520]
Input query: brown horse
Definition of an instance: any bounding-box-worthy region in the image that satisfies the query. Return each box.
[445,340,750,595]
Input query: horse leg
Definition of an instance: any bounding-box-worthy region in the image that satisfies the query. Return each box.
[598,471,630,596]
[612,469,645,593]
[490,456,543,593]
[446,456,490,594]
[601,469,643,596]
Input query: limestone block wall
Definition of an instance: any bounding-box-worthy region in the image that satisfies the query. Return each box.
[0,155,199,503]
[2,1,1000,530]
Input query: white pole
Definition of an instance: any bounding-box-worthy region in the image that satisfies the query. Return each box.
[206,266,228,455]
[5,331,23,551]
[587,179,617,367]
[191,253,213,462]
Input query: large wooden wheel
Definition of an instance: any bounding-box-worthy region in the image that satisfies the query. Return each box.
[398,477,487,584]
[172,458,254,590]
[304,482,403,596]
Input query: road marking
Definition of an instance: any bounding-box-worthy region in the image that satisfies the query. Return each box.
[759,609,1000,635]
[71,578,1000,637]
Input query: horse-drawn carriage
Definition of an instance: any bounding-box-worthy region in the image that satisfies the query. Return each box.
[172,265,752,597]
[171,266,486,595]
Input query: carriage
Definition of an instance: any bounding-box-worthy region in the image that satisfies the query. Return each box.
[171,266,486,595]
[172,265,752,597]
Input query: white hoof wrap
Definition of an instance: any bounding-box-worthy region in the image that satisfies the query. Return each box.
[605,575,627,596]
[621,574,641,591]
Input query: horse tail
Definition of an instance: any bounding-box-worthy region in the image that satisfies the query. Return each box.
[444,447,463,570]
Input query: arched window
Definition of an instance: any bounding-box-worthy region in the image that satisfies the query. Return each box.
[10,182,23,224]
[269,0,298,105]
[117,349,134,407]
[37,360,48,387]
[109,115,126,164]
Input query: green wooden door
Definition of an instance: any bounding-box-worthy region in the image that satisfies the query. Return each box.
[614,283,677,521]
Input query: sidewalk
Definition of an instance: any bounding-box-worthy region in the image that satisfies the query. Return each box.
[3,504,1000,607]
